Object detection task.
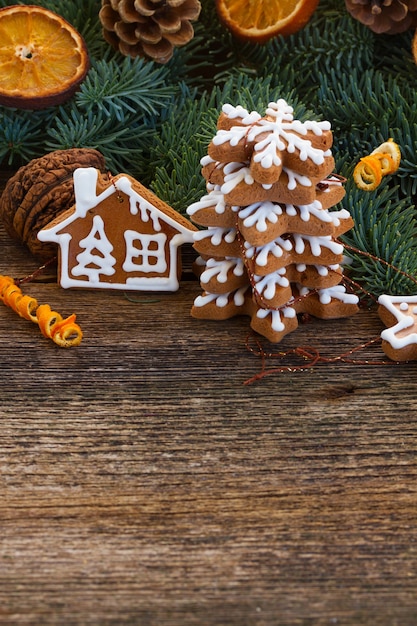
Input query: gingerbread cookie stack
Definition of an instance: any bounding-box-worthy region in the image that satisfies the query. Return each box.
[187,99,359,342]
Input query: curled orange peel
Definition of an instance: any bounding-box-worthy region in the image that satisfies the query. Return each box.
[0,274,82,347]
[372,152,396,176]
[353,156,382,191]
[371,138,401,173]
[51,314,83,348]
[353,139,401,191]
[36,303,62,338]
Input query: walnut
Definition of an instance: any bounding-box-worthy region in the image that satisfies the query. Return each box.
[0,148,107,260]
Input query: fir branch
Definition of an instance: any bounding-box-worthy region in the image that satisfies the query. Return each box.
[151,156,206,215]
[75,57,178,122]
[0,108,53,165]
[341,181,417,295]
[285,15,374,86]
[145,92,217,208]
[44,107,152,174]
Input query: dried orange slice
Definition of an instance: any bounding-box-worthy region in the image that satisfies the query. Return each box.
[215,0,319,43]
[0,5,89,110]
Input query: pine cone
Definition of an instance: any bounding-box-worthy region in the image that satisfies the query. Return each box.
[99,0,201,64]
[344,0,417,34]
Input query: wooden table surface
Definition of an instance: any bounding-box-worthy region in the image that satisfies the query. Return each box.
[1,172,417,626]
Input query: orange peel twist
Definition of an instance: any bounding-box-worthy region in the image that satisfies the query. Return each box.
[353,138,401,192]
[0,275,82,347]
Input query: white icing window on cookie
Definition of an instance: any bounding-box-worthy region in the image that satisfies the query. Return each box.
[123,231,167,274]
[378,294,417,349]
[72,215,116,284]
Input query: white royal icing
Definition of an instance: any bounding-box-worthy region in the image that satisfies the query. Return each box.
[256,305,296,332]
[378,294,417,349]
[220,164,255,195]
[290,200,331,223]
[317,285,359,305]
[293,234,344,257]
[238,201,283,232]
[221,103,262,125]
[295,263,339,277]
[187,189,227,217]
[254,270,290,299]
[245,237,293,266]
[194,286,248,308]
[214,99,331,174]
[193,226,237,247]
[71,215,117,284]
[284,168,312,190]
[200,257,245,285]
[201,154,216,167]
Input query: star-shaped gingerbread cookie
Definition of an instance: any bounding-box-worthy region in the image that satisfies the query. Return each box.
[378,294,417,361]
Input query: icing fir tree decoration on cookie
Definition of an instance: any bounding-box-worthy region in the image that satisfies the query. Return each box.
[37,168,198,291]
[187,98,359,343]
[378,294,417,361]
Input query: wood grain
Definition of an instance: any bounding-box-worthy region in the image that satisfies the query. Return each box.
[1,173,417,625]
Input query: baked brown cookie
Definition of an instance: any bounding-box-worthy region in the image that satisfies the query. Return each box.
[187,99,359,343]
[378,294,417,361]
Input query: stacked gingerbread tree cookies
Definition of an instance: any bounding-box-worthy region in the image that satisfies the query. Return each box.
[187,98,359,342]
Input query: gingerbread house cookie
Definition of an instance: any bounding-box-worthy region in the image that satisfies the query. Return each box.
[187,98,359,343]
[38,167,198,291]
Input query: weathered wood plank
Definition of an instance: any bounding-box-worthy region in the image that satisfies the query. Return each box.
[1,180,417,625]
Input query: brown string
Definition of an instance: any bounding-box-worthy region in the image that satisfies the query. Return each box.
[107,171,124,202]
[343,241,417,289]
[237,230,417,384]
[14,256,57,286]
[244,333,394,385]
